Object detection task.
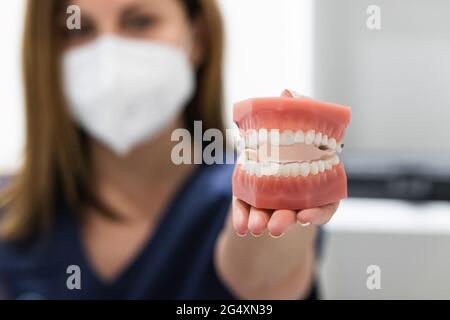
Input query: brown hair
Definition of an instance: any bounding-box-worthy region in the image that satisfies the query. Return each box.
[0,0,224,241]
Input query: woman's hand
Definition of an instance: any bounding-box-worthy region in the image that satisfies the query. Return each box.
[232,198,339,238]
[215,198,340,300]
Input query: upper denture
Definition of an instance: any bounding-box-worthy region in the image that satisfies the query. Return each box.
[234,97,351,143]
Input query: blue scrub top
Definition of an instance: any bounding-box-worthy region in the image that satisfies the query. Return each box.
[0,164,319,300]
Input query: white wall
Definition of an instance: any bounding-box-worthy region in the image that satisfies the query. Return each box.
[0,0,26,173]
[313,0,450,154]
[218,0,314,128]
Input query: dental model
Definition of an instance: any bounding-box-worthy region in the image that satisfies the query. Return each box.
[232,90,351,210]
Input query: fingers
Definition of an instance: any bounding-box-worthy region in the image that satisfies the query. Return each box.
[232,199,340,238]
[232,197,251,236]
[245,207,298,238]
[232,199,297,237]
[248,207,271,237]
[267,210,297,237]
[297,202,340,226]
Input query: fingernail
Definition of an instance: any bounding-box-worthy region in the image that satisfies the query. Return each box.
[236,231,247,237]
[250,232,263,238]
[300,223,311,227]
[269,233,284,239]
[297,220,311,227]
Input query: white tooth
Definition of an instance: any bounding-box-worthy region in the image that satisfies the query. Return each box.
[281,164,290,177]
[310,161,319,175]
[300,162,310,177]
[269,163,278,176]
[258,129,268,144]
[262,163,270,175]
[288,163,298,177]
[290,163,300,177]
[261,166,268,176]
[328,138,337,150]
[322,135,328,146]
[336,143,343,153]
[255,164,262,177]
[314,132,323,146]
[244,134,249,148]
[260,165,268,176]
[317,160,325,173]
[280,130,294,145]
[325,160,333,170]
[305,130,315,145]
[330,155,340,166]
[250,163,258,175]
[248,130,258,148]
[266,163,277,176]
[247,162,255,175]
[270,129,280,146]
[272,163,281,176]
[252,162,258,175]
[243,161,249,174]
[237,153,245,165]
[236,136,245,152]
[294,130,305,143]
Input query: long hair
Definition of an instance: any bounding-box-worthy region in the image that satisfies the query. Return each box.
[0,0,225,241]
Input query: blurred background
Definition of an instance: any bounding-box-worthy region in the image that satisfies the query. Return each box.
[1,0,449,299]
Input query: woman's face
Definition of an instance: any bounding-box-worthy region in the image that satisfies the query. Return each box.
[62,0,202,64]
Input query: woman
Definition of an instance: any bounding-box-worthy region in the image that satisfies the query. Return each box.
[0,0,338,299]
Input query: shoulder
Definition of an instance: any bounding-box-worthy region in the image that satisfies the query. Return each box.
[0,175,52,272]
[0,223,62,298]
[0,232,60,299]
[0,238,29,270]
[0,176,12,261]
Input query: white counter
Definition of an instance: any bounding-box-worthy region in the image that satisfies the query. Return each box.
[319,198,450,299]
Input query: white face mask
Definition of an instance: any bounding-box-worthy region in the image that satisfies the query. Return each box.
[63,36,195,155]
